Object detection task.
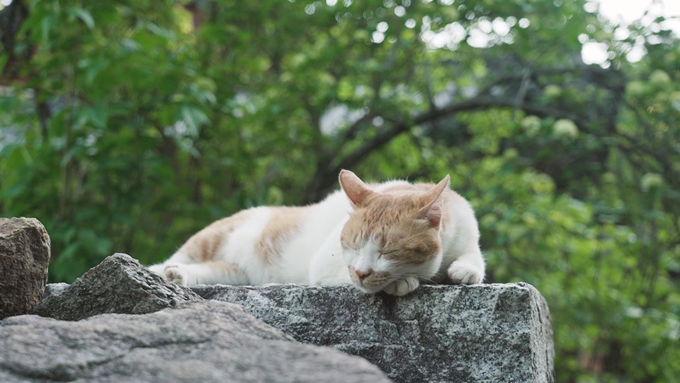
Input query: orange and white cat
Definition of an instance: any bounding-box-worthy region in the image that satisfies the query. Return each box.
[149,170,484,296]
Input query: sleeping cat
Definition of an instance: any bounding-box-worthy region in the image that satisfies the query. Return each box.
[149,170,485,296]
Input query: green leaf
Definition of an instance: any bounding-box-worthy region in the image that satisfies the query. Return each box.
[40,14,57,42]
[73,8,95,30]
[180,106,209,133]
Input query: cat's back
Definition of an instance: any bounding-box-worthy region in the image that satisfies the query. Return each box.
[242,192,352,282]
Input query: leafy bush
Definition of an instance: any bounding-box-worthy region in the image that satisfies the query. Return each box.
[1,0,678,381]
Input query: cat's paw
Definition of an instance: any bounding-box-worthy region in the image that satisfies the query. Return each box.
[164,265,189,286]
[383,276,420,296]
[447,261,483,285]
[147,264,165,276]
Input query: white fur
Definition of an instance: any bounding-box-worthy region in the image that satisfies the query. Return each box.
[150,179,485,294]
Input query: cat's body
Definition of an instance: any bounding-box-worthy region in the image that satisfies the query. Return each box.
[149,170,485,296]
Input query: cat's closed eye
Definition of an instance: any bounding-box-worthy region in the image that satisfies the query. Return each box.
[405,247,427,255]
[378,250,397,258]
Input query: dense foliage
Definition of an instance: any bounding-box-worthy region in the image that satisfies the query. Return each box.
[1,0,678,381]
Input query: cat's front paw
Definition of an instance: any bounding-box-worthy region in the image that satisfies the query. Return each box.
[383,276,420,296]
[447,261,484,285]
[164,265,189,286]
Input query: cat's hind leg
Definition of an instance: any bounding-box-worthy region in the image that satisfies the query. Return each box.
[149,218,234,279]
[148,250,201,277]
[163,261,249,287]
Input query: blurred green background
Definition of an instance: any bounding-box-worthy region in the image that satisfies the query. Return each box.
[1,0,679,381]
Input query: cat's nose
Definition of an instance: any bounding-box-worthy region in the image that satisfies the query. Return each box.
[355,268,373,280]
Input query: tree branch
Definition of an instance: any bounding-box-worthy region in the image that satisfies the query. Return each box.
[302,95,582,202]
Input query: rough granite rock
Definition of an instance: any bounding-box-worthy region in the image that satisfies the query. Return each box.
[0,301,392,383]
[192,283,555,383]
[35,253,201,320]
[32,253,554,382]
[0,218,51,319]
[41,282,70,300]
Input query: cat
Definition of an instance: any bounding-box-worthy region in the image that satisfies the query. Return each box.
[148,170,485,296]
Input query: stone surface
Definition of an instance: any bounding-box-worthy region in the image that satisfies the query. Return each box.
[32,252,554,382]
[41,282,69,300]
[0,218,51,319]
[35,253,201,320]
[192,283,555,383]
[0,301,392,383]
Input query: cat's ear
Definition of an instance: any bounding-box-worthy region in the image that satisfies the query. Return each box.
[339,169,375,208]
[417,175,450,227]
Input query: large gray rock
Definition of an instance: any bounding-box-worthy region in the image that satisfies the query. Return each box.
[0,301,392,383]
[35,253,200,320]
[0,218,51,319]
[32,252,554,382]
[192,283,554,383]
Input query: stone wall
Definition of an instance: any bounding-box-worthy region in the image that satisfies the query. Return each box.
[0,220,555,383]
[193,283,554,383]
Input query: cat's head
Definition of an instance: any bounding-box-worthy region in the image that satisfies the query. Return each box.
[338,170,449,294]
